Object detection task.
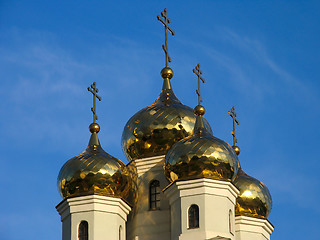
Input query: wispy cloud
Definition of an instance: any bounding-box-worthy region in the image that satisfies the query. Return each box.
[204,47,269,100]
[177,26,317,103]
[218,28,319,100]
[0,28,159,152]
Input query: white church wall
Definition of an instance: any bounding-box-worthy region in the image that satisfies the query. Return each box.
[235,216,274,240]
[56,195,131,240]
[164,178,239,240]
[126,155,171,240]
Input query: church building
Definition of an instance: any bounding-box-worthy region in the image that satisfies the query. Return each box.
[56,9,274,240]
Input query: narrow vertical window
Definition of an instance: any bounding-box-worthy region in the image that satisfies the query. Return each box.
[149,180,160,210]
[78,221,88,240]
[188,204,199,229]
[119,225,122,240]
[229,209,234,234]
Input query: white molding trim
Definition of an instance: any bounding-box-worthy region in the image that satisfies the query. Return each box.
[164,178,240,205]
[56,195,131,221]
[235,216,274,239]
[134,155,166,176]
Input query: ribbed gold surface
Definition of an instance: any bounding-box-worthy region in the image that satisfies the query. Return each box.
[165,125,239,182]
[121,88,212,161]
[58,144,130,199]
[233,169,272,219]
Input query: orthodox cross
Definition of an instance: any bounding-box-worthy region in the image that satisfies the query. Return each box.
[88,82,101,123]
[228,106,239,146]
[157,8,175,67]
[193,64,205,105]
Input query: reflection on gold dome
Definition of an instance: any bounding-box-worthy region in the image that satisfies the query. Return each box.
[121,68,212,161]
[165,64,239,183]
[57,126,130,200]
[165,112,239,182]
[233,168,272,219]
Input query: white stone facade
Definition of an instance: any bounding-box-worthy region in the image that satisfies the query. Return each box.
[164,178,239,240]
[235,216,274,240]
[126,155,171,240]
[56,156,274,240]
[56,195,131,240]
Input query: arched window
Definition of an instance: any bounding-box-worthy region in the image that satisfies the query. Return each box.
[78,221,88,240]
[229,209,234,234]
[188,204,199,229]
[149,180,160,210]
[119,225,122,240]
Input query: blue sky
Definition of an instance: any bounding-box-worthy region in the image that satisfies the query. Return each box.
[0,1,319,239]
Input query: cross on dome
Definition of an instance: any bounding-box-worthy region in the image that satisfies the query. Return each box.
[228,106,240,153]
[157,8,175,67]
[193,64,205,105]
[88,82,102,123]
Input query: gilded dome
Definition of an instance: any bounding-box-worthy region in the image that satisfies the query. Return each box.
[165,107,239,182]
[58,123,130,199]
[233,168,272,219]
[121,67,212,161]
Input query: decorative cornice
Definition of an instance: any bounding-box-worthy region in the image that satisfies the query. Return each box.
[235,215,274,238]
[164,178,240,205]
[56,195,131,222]
[133,155,166,176]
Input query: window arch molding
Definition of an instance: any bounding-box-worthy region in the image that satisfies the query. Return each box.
[149,179,160,210]
[188,204,199,229]
[78,221,88,240]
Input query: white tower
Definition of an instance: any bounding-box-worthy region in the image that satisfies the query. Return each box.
[56,195,130,240]
[163,66,240,240]
[164,178,239,240]
[121,9,212,240]
[229,107,274,240]
[56,82,132,240]
[122,65,202,240]
[233,169,274,240]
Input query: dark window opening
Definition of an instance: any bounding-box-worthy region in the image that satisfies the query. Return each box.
[229,209,233,234]
[78,221,88,240]
[149,180,160,210]
[188,204,199,229]
[119,225,122,240]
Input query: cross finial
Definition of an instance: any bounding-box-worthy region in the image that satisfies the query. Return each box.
[157,8,175,67]
[228,106,239,146]
[88,82,102,123]
[193,64,205,105]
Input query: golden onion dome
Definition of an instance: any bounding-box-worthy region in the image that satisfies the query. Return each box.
[233,168,272,219]
[121,67,212,161]
[57,123,130,199]
[165,105,239,182]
